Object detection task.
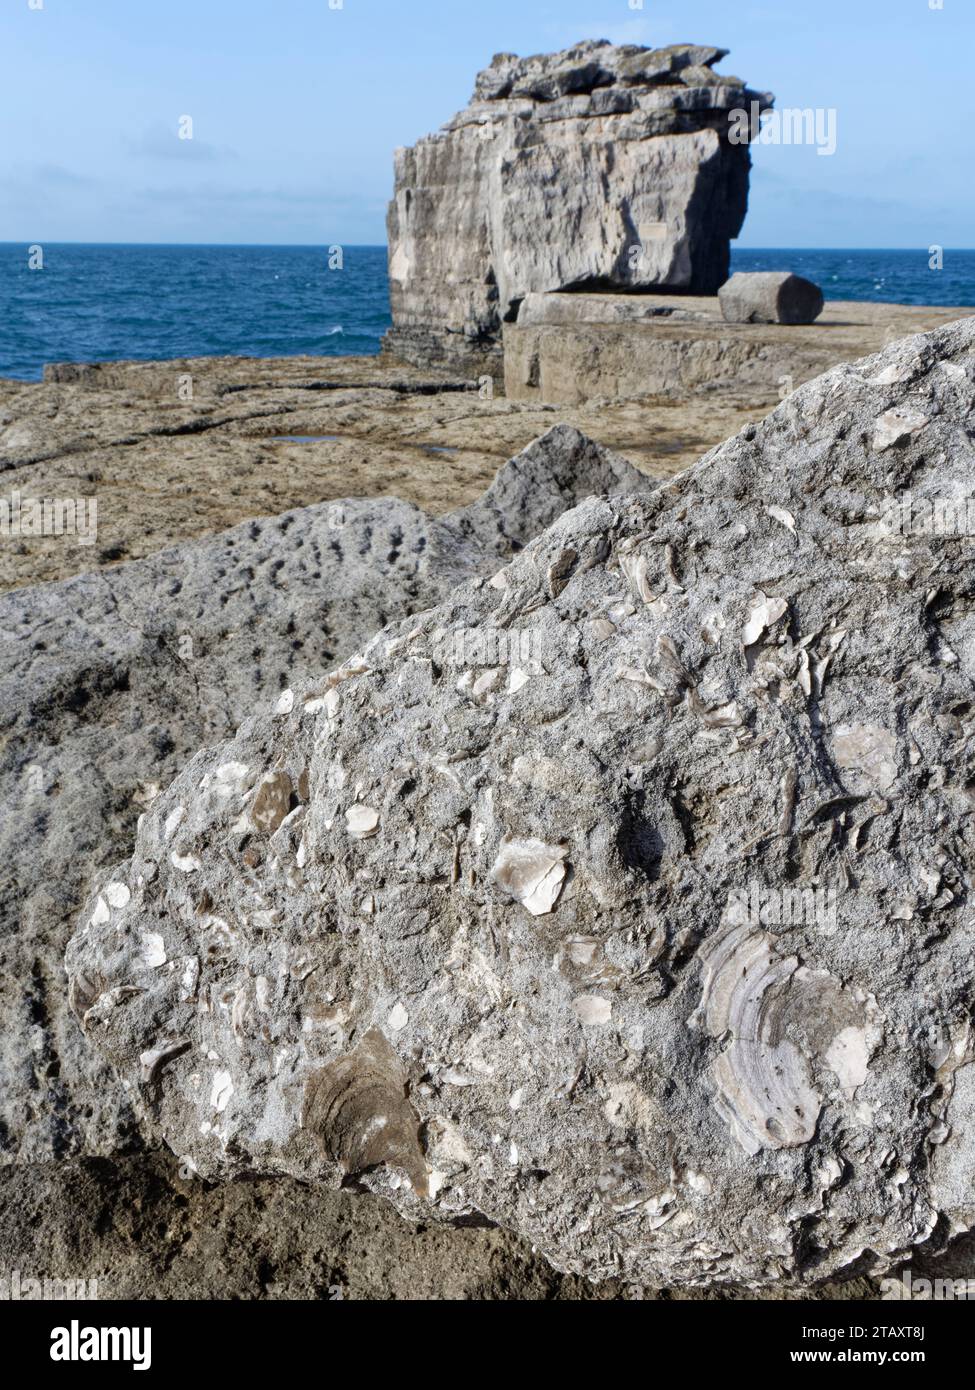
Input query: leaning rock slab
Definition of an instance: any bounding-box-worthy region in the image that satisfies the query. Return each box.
[1,426,648,1163]
[67,318,975,1285]
[719,271,825,325]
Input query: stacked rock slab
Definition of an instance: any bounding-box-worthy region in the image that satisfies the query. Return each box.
[68,317,975,1286]
[383,40,772,373]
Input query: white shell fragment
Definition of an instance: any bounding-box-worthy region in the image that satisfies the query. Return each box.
[210,1070,234,1114]
[766,505,796,534]
[89,896,110,928]
[104,882,131,910]
[741,591,789,646]
[491,837,569,916]
[832,723,898,793]
[388,1002,409,1032]
[573,994,612,1026]
[872,407,929,451]
[345,804,380,839]
[140,933,167,969]
[140,1038,190,1085]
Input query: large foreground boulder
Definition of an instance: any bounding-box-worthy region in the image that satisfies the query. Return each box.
[384,39,772,370]
[66,318,975,1286]
[1,427,648,1163]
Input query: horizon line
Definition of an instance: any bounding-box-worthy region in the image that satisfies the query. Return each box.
[2,241,974,253]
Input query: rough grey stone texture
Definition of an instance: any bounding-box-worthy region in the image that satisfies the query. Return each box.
[503,302,974,406]
[67,318,975,1286]
[719,271,825,325]
[383,39,772,371]
[516,292,708,327]
[1,426,649,1164]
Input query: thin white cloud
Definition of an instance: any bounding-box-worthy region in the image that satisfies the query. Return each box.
[126,124,237,163]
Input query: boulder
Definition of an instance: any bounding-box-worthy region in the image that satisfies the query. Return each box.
[384,40,773,371]
[67,318,975,1285]
[719,271,825,325]
[0,427,649,1163]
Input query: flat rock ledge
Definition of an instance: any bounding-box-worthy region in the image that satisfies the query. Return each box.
[67,318,975,1287]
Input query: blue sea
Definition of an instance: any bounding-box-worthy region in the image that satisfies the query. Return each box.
[1,243,973,383]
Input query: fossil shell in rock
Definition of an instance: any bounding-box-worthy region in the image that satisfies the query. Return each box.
[491,836,569,916]
[741,591,789,647]
[573,994,612,1026]
[250,771,294,836]
[139,1037,190,1087]
[766,505,797,534]
[872,407,929,451]
[694,922,879,1157]
[345,804,380,839]
[104,882,131,910]
[302,1028,428,1195]
[832,723,898,794]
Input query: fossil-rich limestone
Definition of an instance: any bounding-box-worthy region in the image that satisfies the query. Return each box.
[0,426,648,1163]
[383,40,772,371]
[719,271,825,325]
[67,317,975,1285]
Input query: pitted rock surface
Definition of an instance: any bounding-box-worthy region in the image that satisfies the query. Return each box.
[0,425,647,1163]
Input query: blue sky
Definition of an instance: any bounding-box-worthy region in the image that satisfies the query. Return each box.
[0,0,968,248]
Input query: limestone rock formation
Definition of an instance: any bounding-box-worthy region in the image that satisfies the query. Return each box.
[384,40,772,371]
[719,271,825,325]
[67,317,975,1285]
[1,426,649,1163]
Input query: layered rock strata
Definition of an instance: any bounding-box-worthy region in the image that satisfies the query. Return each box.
[383,40,772,371]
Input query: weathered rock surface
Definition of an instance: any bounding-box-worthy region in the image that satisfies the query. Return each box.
[719,271,825,325]
[1,426,649,1163]
[504,298,971,405]
[384,40,772,370]
[516,292,709,327]
[0,349,775,595]
[67,317,975,1285]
